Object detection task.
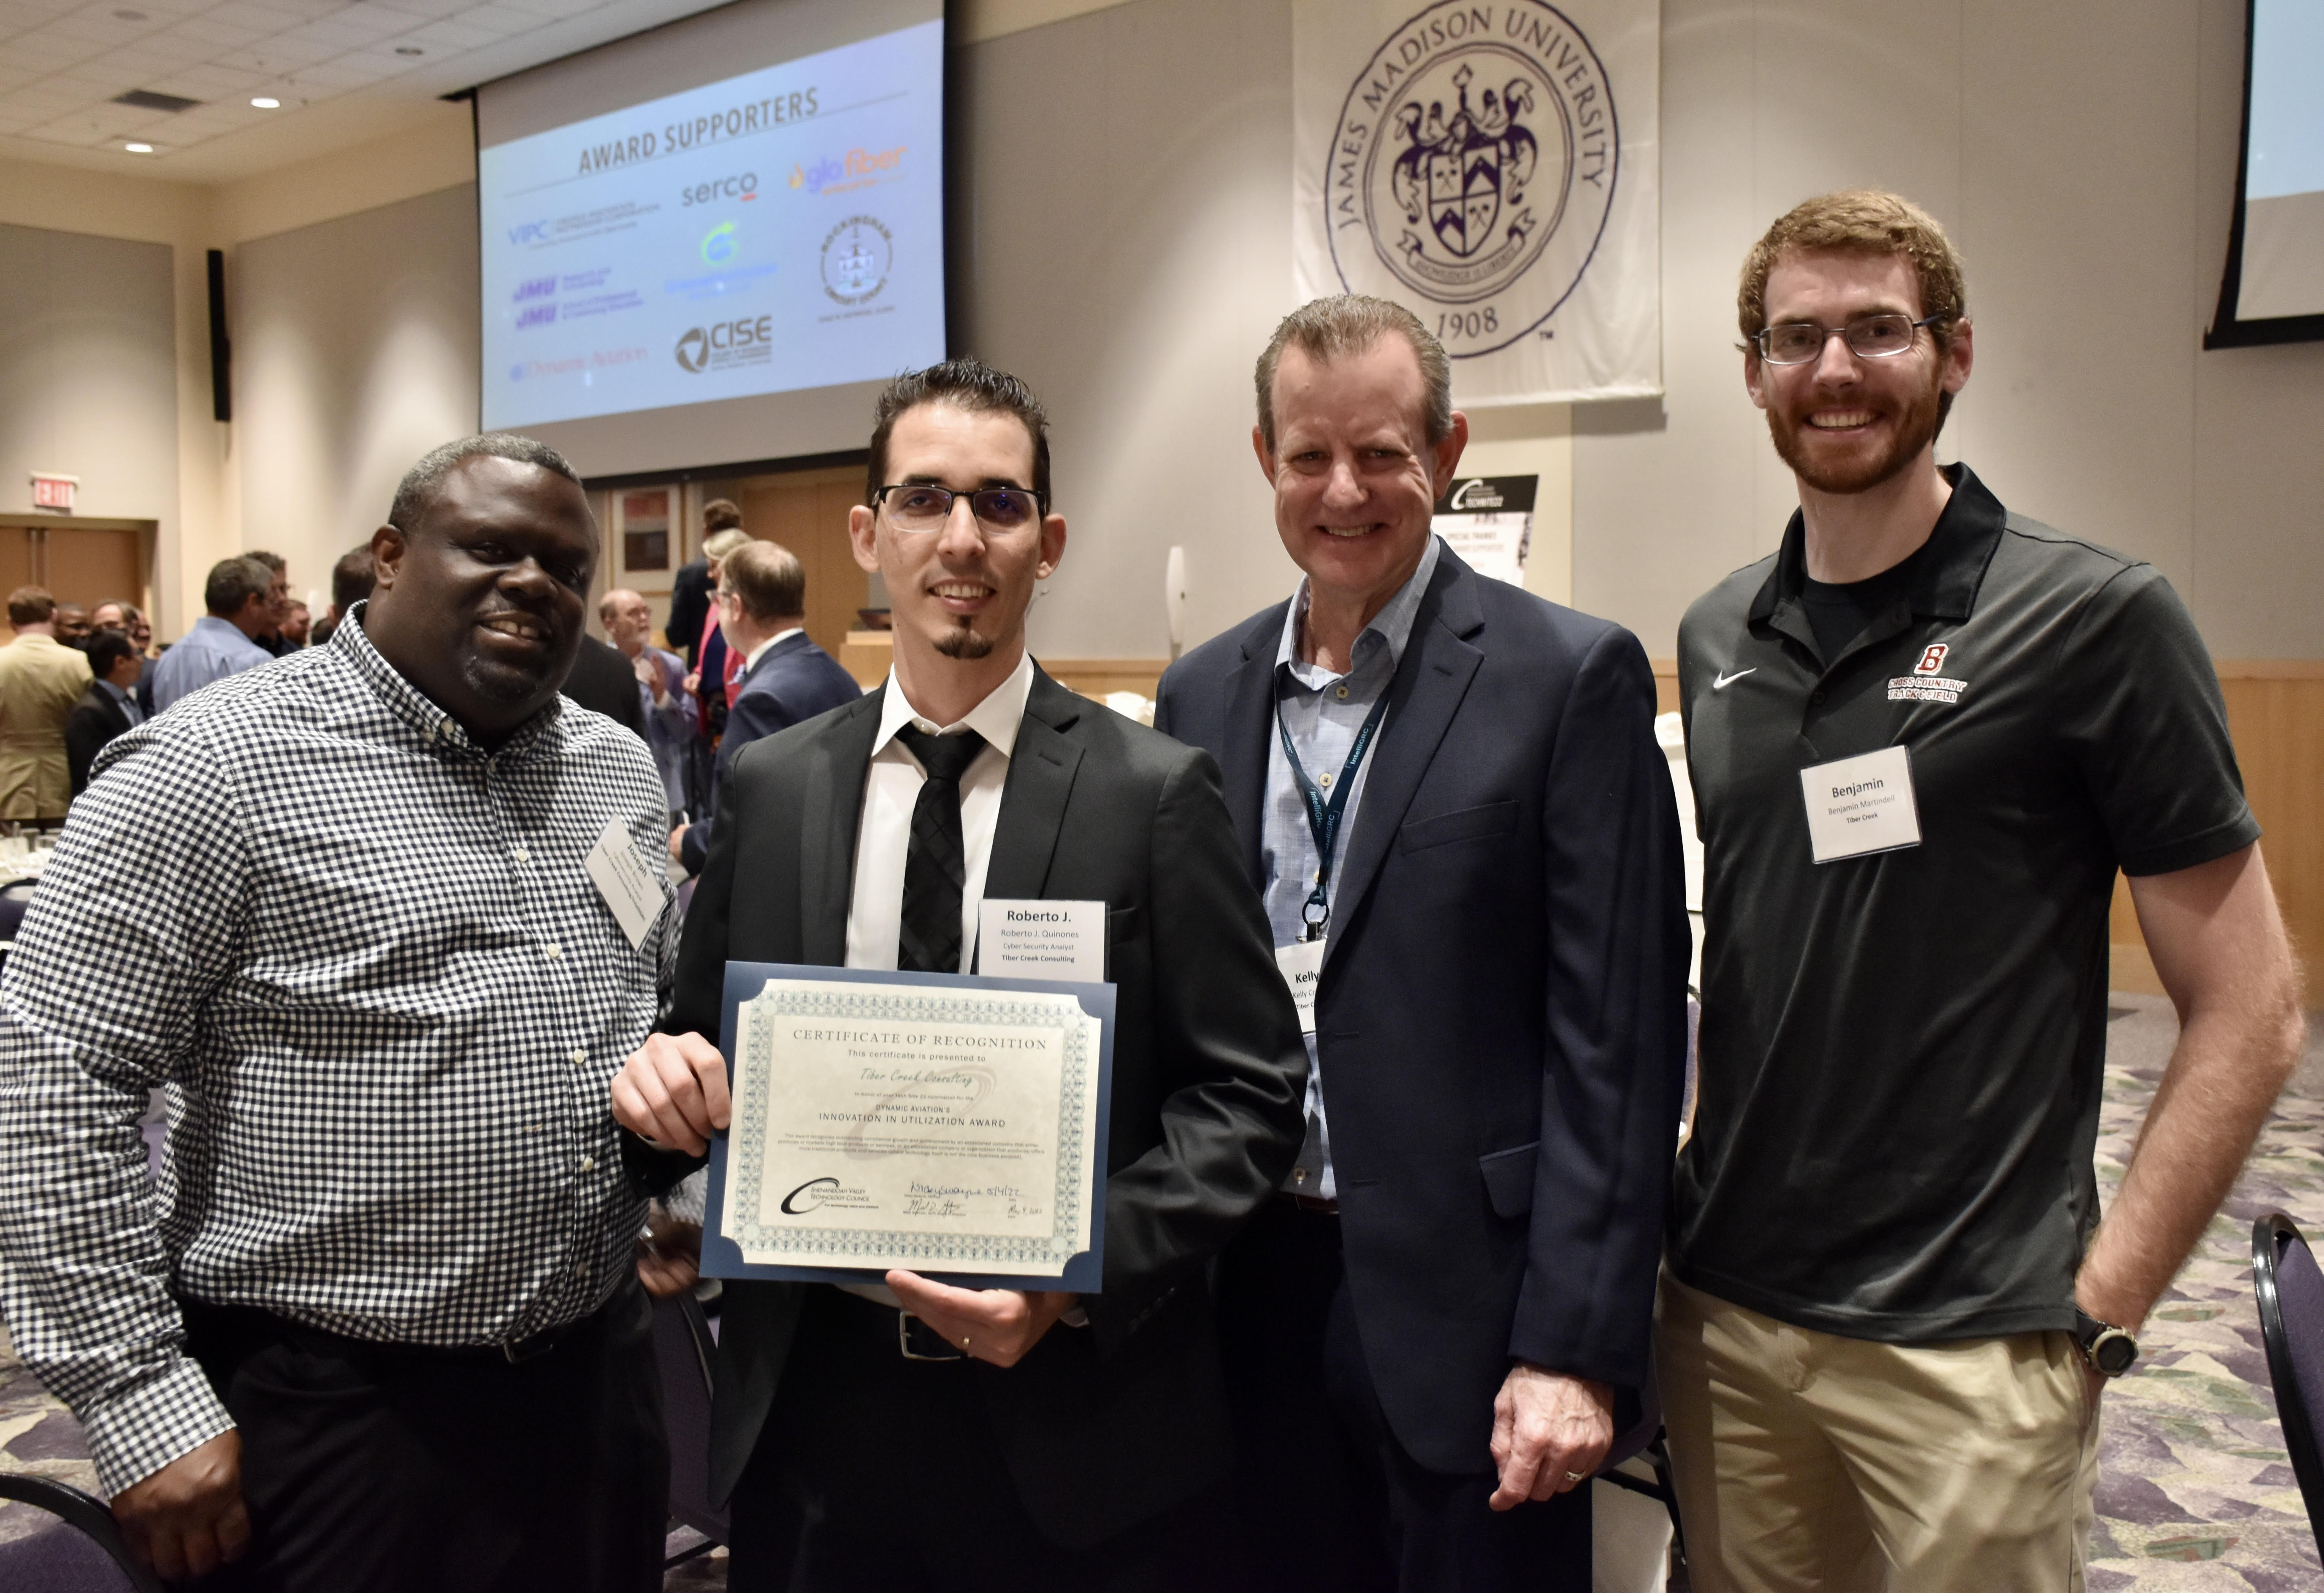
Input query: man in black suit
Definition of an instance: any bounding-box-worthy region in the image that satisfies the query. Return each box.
[66,629,145,796]
[560,632,650,739]
[671,539,860,874]
[611,358,1307,1590]
[1155,296,1691,1593]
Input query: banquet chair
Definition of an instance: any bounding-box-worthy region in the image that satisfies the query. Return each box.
[653,1289,726,1563]
[2253,1212,2324,1548]
[0,1472,163,1593]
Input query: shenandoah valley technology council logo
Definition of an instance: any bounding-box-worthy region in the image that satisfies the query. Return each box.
[821,216,892,306]
[1325,0,1618,356]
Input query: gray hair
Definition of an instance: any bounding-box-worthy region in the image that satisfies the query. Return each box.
[1254,295,1454,453]
[387,434,585,534]
[203,556,274,618]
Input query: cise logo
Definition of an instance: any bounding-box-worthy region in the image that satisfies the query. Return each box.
[1323,1,1618,355]
[681,172,758,207]
[674,316,774,373]
[700,221,739,266]
[821,215,892,306]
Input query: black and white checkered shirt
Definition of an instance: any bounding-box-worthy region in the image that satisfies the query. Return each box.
[0,609,679,1496]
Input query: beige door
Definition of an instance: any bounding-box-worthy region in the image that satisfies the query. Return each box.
[741,465,866,661]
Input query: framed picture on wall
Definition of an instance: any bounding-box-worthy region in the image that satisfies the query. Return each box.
[611,487,676,595]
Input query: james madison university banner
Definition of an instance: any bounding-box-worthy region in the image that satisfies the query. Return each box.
[1293,0,1661,404]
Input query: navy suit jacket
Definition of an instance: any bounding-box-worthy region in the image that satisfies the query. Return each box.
[681,631,861,874]
[1155,544,1690,1474]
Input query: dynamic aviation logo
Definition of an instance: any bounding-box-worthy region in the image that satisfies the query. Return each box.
[1324,0,1618,356]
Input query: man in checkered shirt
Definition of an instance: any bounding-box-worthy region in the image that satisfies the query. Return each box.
[0,435,680,1590]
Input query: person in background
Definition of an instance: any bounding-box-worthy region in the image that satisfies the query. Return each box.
[0,587,95,822]
[671,539,857,875]
[280,603,311,649]
[688,526,756,738]
[52,604,92,651]
[66,629,143,797]
[245,552,293,656]
[149,559,276,714]
[311,546,376,648]
[666,498,743,669]
[93,600,158,716]
[1663,189,2307,1588]
[600,587,696,818]
[0,433,676,1590]
[1157,296,1688,1593]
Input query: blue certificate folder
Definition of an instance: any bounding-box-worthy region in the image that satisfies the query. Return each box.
[701,962,1115,1292]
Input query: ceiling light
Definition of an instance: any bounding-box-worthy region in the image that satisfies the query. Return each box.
[124,142,153,153]
[395,45,423,55]
[250,96,279,108]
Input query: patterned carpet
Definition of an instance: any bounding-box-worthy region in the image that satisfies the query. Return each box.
[3,992,2319,1588]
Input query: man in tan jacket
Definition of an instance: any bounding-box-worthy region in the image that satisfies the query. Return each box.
[0,587,94,821]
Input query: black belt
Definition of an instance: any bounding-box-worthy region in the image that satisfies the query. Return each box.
[823,1284,970,1363]
[181,1295,605,1366]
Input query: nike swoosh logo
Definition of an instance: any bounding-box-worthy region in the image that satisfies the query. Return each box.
[1712,668,1757,691]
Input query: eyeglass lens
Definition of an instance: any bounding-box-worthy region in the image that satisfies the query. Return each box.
[881,485,1041,532]
[1760,315,1920,364]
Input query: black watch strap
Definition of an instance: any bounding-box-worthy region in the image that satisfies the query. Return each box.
[2072,1306,2139,1377]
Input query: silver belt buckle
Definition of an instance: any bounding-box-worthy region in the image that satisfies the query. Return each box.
[897,1310,965,1361]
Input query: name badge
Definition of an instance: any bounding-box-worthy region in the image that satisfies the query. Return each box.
[585,818,665,949]
[979,899,1107,981]
[1799,745,1922,864]
[1275,938,1324,1035]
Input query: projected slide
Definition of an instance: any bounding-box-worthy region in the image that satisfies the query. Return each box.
[479,18,943,431]
[2240,0,2324,322]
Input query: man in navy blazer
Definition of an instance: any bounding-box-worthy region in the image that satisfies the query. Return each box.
[1155,296,1690,1593]
[672,539,860,874]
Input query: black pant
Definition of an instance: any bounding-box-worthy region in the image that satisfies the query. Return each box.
[1217,1199,1592,1593]
[726,1287,1230,1593]
[180,1281,667,1593]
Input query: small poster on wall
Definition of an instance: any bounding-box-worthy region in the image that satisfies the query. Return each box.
[1432,475,1537,586]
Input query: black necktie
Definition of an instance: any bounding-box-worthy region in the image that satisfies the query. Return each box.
[895,726,988,974]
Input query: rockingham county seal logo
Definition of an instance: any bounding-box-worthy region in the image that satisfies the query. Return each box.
[1325,0,1617,356]
[821,216,893,306]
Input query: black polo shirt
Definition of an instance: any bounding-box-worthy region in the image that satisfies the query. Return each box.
[1671,463,2258,1342]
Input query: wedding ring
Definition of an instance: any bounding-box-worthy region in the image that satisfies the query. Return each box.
[1563,1470,1587,1483]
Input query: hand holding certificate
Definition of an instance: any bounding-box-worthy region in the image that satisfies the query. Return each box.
[696,963,1115,1291]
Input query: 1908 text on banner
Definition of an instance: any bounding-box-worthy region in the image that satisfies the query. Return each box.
[1293,0,1660,405]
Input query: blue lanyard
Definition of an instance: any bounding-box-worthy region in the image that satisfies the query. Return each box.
[1277,686,1392,942]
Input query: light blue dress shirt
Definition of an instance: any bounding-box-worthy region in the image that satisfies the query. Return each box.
[148,616,275,714]
[1261,535,1441,1200]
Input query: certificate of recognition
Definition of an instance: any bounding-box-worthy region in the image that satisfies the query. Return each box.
[701,962,1115,1290]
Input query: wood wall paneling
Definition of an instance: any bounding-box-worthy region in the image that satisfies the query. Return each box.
[742,466,866,662]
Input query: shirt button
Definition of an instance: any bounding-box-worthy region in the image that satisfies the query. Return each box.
[1319,771,1334,787]
[514,845,530,863]
[570,1047,587,1067]
[575,1263,589,1279]
[580,1156,596,1173]
[543,943,561,960]
[1335,686,1349,700]
[1809,690,1827,706]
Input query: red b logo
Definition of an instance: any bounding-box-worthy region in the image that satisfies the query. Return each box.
[1914,644,1949,676]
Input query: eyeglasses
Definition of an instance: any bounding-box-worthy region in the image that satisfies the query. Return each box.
[871,483,1046,535]
[1752,314,1948,365]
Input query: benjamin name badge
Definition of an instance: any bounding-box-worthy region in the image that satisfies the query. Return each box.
[585,818,665,949]
[1799,745,1922,864]
[1275,939,1324,1035]
[979,900,1107,982]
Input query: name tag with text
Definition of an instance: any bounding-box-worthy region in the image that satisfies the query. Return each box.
[1275,938,1325,1035]
[585,818,664,949]
[979,899,1107,982]
[1799,745,1922,863]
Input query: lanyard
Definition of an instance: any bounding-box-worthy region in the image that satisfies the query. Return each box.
[1277,687,1392,941]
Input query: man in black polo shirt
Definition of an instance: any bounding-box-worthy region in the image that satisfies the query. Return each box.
[1664,189,2306,1588]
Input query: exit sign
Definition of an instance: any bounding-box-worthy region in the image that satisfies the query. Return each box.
[30,473,77,512]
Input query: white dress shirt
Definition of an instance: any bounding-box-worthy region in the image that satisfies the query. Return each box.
[742,627,803,674]
[842,652,1033,977]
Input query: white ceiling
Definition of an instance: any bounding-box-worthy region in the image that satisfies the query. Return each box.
[0,0,734,182]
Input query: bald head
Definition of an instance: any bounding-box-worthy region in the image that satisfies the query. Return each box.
[600,587,654,656]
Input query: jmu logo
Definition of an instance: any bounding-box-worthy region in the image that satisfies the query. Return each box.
[1392,66,1538,262]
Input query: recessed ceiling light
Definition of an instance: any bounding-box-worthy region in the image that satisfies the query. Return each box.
[395,45,423,55]
[124,142,153,153]
[250,96,280,108]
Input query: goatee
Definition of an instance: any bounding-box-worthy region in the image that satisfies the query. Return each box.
[934,625,994,661]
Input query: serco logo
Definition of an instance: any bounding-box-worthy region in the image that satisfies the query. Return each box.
[681,171,758,207]
[1325,0,1618,355]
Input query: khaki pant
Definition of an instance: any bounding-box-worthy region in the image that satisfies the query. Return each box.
[1657,1271,2098,1592]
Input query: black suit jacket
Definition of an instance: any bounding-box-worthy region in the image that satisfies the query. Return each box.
[561,634,650,738]
[679,632,861,874]
[65,685,132,795]
[1155,546,1690,1474]
[667,558,712,666]
[661,666,1308,1545]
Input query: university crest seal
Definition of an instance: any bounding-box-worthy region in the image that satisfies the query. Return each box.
[1324,0,1617,356]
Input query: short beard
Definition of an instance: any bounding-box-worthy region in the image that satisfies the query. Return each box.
[1768,370,1947,496]
[933,624,995,661]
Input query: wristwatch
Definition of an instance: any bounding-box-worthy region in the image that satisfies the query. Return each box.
[2072,1307,2139,1377]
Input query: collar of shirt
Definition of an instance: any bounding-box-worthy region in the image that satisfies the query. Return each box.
[96,679,135,711]
[333,600,562,764]
[744,628,802,673]
[872,650,1034,759]
[1275,533,1443,693]
[187,614,273,660]
[1750,461,2009,630]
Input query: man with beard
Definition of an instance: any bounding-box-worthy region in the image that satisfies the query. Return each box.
[1665,190,2304,1587]
[0,434,679,1591]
